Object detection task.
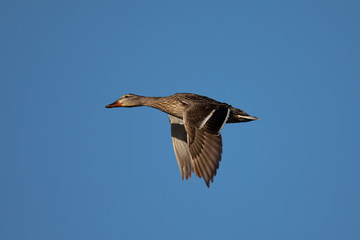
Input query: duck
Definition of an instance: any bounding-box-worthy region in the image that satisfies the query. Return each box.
[106,93,258,187]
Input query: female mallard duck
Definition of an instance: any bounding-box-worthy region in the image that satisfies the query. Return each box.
[106,93,258,187]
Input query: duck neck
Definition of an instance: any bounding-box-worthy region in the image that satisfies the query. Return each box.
[141,96,162,108]
[141,95,183,118]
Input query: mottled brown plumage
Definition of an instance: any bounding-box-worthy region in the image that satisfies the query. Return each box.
[106,93,258,187]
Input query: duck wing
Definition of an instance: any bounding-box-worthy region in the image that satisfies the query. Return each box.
[183,102,230,187]
[169,115,192,180]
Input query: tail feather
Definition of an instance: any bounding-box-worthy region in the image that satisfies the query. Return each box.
[228,107,259,123]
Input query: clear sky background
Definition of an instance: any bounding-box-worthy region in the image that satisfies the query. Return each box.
[1,1,359,239]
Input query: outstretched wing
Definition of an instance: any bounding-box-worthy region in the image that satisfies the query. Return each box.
[169,115,192,180]
[183,102,230,187]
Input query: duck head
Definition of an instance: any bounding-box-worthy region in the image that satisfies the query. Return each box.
[106,94,144,108]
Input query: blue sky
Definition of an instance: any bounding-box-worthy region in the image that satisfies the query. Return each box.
[1,1,359,239]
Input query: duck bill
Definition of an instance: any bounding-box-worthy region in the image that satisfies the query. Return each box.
[105,100,122,108]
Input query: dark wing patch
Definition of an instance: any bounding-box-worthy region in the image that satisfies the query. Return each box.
[184,103,229,135]
[201,107,229,134]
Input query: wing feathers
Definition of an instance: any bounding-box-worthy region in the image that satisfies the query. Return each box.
[169,115,192,180]
[169,102,229,187]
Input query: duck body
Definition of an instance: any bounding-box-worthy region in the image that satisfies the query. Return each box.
[106,93,258,187]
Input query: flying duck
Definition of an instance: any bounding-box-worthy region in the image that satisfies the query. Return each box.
[106,93,258,187]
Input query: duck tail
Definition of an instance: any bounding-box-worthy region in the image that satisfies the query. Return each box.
[228,107,259,123]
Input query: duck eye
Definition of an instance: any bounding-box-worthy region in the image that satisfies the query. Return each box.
[124,95,128,98]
